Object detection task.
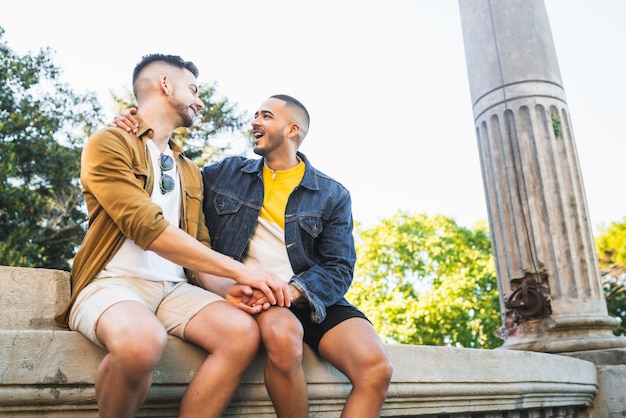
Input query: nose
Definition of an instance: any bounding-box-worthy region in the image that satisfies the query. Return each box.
[196,98,205,111]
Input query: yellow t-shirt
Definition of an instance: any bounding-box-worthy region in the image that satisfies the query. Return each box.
[261,160,306,229]
[242,160,306,282]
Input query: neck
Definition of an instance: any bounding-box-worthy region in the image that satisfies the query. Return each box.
[136,105,176,151]
[264,154,300,172]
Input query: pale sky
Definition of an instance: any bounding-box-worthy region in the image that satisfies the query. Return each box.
[2,1,624,230]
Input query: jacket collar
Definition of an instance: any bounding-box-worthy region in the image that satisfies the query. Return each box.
[134,116,184,158]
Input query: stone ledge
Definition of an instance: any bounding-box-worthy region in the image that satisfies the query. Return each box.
[0,266,600,417]
[0,330,598,417]
[0,267,69,330]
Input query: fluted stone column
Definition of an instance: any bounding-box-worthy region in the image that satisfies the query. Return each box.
[458,0,626,352]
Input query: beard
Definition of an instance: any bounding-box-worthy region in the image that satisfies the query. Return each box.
[254,131,285,157]
[173,100,194,128]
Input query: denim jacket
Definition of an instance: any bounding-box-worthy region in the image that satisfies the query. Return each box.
[201,152,356,323]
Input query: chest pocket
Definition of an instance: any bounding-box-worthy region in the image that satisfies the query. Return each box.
[298,214,324,238]
[183,185,203,236]
[213,193,243,215]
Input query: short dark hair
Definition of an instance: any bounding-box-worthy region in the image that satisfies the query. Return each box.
[270,94,310,132]
[132,53,199,85]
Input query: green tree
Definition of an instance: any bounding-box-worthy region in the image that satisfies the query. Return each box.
[0,27,103,270]
[595,218,626,336]
[348,211,501,349]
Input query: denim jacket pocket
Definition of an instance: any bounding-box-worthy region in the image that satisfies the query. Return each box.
[298,214,324,238]
[298,215,324,255]
[213,193,243,215]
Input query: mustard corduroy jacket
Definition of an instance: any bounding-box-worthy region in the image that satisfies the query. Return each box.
[54,117,209,328]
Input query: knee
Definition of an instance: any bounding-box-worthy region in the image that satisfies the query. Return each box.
[106,325,168,374]
[373,355,394,389]
[221,312,261,354]
[262,321,303,369]
[363,354,393,393]
[263,318,303,353]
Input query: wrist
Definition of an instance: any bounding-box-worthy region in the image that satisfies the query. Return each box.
[289,284,304,303]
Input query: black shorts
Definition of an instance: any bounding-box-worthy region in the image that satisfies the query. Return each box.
[289,304,370,354]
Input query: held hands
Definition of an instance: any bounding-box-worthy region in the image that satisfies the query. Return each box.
[225,286,272,314]
[240,269,292,309]
[225,272,301,315]
[244,285,303,307]
[109,107,139,133]
[224,284,269,315]
[226,282,303,315]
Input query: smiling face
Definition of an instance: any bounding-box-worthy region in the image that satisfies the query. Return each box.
[133,59,205,130]
[168,68,204,128]
[251,97,294,158]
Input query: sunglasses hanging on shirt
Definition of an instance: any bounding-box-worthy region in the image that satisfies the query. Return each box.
[159,154,175,194]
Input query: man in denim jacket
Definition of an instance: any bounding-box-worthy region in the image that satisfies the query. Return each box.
[202,95,393,418]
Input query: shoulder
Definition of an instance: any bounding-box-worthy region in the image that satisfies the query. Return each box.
[305,162,351,199]
[320,173,351,204]
[83,127,138,160]
[202,155,255,177]
[215,155,249,168]
[313,166,344,187]
[86,126,132,147]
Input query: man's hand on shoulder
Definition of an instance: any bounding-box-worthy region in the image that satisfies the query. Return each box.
[109,107,139,133]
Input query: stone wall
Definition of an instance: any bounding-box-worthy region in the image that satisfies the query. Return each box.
[0,266,601,417]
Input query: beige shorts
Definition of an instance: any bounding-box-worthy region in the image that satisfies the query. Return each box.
[68,276,223,348]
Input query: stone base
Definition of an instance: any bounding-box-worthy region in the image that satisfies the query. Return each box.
[562,348,626,418]
[499,314,626,353]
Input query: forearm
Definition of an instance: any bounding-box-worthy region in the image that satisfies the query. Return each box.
[147,224,249,281]
[196,271,236,297]
[148,224,291,308]
[292,264,353,306]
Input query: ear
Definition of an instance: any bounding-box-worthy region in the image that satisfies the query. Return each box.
[287,123,301,140]
[159,75,170,95]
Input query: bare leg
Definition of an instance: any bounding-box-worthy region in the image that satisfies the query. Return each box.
[318,318,393,418]
[95,301,169,418]
[178,301,261,418]
[256,307,308,418]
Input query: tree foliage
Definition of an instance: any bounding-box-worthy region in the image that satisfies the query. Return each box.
[348,211,501,349]
[595,218,626,336]
[0,27,103,270]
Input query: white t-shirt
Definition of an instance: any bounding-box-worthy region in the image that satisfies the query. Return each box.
[97,140,185,282]
[243,217,295,282]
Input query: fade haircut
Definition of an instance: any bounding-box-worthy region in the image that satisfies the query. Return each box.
[132,53,199,96]
[270,94,310,136]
